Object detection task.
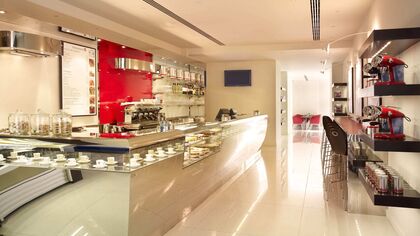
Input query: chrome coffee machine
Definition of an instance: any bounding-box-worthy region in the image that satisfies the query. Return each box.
[123,104,162,130]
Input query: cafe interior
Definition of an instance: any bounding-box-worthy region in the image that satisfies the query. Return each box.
[0,0,420,236]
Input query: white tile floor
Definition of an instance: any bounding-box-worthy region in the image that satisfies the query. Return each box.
[165,133,397,236]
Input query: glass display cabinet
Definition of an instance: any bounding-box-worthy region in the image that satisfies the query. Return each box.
[0,115,268,236]
[184,124,222,167]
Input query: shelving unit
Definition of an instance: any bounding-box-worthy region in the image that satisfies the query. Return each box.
[358,168,420,209]
[279,72,288,135]
[359,133,420,152]
[332,83,348,117]
[332,98,348,101]
[352,27,420,212]
[360,84,420,97]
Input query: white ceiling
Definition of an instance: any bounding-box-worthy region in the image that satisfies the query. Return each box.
[4,0,374,69]
[155,0,373,45]
[60,0,373,47]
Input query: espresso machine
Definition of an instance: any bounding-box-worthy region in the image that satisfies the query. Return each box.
[370,55,408,85]
[363,105,411,139]
[363,63,381,85]
[123,104,162,130]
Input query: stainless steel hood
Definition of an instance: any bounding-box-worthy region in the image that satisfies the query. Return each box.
[0,31,62,57]
[114,58,153,72]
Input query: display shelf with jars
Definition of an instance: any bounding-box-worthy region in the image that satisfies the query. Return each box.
[358,162,420,209]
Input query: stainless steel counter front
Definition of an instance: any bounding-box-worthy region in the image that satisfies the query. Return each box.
[0,115,268,236]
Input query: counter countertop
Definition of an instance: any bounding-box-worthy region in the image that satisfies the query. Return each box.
[334,116,364,135]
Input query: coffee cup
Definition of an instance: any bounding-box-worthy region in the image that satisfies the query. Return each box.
[42,156,50,162]
[148,150,155,155]
[18,155,28,161]
[145,153,154,160]
[133,153,141,160]
[96,159,106,167]
[107,157,115,163]
[79,155,89,161]
[157,150,165,156]
[10,151,18,159]
[68,158,76,164]
[156,147,163,152]
[33,153,41,158]
[167,147,175,153]
[0,154,4,161]
[130,158,138,166]
[56,154,65,160]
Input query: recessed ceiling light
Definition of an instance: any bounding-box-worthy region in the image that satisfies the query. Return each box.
[0,10,6,14]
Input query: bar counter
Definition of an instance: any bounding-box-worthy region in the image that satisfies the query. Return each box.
[0,115,268,236]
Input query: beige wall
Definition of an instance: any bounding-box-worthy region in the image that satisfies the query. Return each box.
[205,60,276,146]
[0,16,98,128]
[342,1,420,235]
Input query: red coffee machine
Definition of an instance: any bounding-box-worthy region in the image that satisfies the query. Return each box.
[371,55,408,85]
[363,105,411,139]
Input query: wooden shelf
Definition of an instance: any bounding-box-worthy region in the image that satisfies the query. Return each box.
[359,27,420,58]
[333,112,347,117]
[332,83,347,86]
[360,84,420,97]
[332,97,348,101]
[359,132,420,152]
[358,168,420,209]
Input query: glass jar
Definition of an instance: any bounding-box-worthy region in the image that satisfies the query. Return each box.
[8,110,30,135]
[52,110,72,137]
[31,109,50,136]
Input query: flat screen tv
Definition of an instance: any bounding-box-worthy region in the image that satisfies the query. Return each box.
[224,70,251,86]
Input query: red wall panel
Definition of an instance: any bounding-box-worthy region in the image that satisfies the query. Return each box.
[98,40,153,124]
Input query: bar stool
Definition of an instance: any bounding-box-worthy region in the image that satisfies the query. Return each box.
[321,116,348,210]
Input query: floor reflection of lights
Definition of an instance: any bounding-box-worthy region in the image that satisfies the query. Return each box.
[166,135,397,236]
[231,159,268,236]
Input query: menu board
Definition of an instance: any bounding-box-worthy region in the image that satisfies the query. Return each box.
[61,42,97,116]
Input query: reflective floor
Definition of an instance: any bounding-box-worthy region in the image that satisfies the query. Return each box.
[165,132,397,236]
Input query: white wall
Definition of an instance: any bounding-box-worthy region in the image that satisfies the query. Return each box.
[0,16,98,128]
[289,71,332,119]
[384,42,420,236]
[205,60,276,146]
[342,1,420,235]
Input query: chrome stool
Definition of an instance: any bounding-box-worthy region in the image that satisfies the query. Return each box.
[321,116,348,210]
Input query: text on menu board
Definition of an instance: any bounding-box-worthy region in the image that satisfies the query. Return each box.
[61,42,96,116]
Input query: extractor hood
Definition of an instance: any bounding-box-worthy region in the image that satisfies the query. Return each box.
[0,31,62,57]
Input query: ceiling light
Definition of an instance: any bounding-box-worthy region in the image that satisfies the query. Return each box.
[0,10,6,14]
[97,38,101,42]
[372,41,391,58]
[121,46,126,48]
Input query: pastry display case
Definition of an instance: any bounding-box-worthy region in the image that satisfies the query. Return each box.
[183,124,222,167]
[0,134,185,173]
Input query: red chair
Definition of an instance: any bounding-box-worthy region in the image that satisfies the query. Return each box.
[293,114,305,130]
[308,114,321,130]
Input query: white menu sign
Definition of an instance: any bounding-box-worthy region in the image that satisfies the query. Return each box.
[61,42,97,116]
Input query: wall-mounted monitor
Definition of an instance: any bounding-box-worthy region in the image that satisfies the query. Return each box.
[224,70,251,86]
